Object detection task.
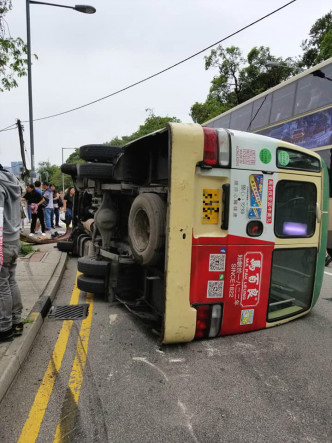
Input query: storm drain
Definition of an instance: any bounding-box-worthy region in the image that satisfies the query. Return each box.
[48,304,89,320]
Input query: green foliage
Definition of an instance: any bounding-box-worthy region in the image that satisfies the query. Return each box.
[190,45,300,124]
[36,161,72,190]
[107,110,181,146]
[20,242,34,256]
[65,149,85,164]
[0,1,35,92]
[301,11,332,68]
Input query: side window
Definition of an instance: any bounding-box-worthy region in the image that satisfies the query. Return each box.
[229,104,253,131]
[275,180,316,238]
[316,148,332,197]
[270,83,296,124]
[250,95,272,130]
[295,63,332,114]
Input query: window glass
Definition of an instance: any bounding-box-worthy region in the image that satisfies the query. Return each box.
[270,83,296,124]
[295,63,332,115]
[316,148,332,197]
[229,104,253,131]
[268,248,316,321]
[277,148,321,172]
[275,180,316,238]
[211,114,231,129]
[250,94,272,130]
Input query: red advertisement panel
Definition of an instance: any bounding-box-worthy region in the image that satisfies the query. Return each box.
[190,242,273,335]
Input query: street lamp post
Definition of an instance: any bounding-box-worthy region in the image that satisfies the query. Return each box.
[26,1,96,178]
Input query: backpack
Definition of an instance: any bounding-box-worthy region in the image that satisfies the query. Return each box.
[41,196,49,208]
[58,196,63,208]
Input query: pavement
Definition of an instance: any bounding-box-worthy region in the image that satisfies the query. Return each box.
[0,222,68,403]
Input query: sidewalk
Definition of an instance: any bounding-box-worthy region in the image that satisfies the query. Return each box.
[0,233,68,403]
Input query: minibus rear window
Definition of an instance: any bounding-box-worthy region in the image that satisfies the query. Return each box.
[274,181,316,238]
[268,248,316,321]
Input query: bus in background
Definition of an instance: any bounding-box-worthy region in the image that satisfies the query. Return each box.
[204,56,332,260]
[63,123,329,343]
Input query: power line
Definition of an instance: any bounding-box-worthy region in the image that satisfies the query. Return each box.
[0,125,17,132]
[0,122,17,132]
[4,0,296,128]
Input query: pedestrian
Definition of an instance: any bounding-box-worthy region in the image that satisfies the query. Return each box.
[63,187,75,229]
[42,181,53,232]
[51,184,61,228]
[34,180,42,195]
[23,184,46,236]
[0,164,24,342]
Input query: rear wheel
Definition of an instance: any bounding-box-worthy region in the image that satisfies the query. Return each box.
[79,144,122,163]
[77,256,110,277]
[77,163,114,180]
[128,193,166,266]
[77,275,105,294]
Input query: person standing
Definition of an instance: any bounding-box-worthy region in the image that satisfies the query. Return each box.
[23,184,46,236]
[63,187,75,229]
[51,184,61,228]
[0,164,24,342]
[34,180,42,195]
[42,182,53,232]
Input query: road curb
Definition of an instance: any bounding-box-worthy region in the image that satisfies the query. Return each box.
[0,251,67,404]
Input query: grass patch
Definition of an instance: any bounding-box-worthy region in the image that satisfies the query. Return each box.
[20,242,34,256]
[22,318,34,324]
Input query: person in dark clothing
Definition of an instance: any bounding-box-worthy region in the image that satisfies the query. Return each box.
[63,187,75,229]
[51,184,61,228]
[23,184,46,235]
[0,164,24,341]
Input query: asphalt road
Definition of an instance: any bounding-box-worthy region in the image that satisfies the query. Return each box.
[0,258,331,443]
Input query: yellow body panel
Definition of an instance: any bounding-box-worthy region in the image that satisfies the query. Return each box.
[162,123,203,344]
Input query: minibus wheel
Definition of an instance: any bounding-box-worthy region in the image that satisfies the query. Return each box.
[128,193,166,266]
[77,163,114,180]
[77,256,110,277]
[60,163,77,177]
[79,144,122,163]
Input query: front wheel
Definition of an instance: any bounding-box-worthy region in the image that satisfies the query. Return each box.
[128,193,166,266]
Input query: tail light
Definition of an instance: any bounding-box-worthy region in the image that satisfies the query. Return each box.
[203,128,218,165]
[203,128,231,167]
[194,304,223,339]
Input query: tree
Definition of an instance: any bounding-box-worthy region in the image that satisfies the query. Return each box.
[301,11,332,68]
[65,149,84,164]
[107,110,181,146]
[36,161,72,190]
[190,45,300,124]
[0,1,31,91]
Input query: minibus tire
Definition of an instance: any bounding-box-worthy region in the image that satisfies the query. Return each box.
[77,163,114,180]
[77,274,105,294]
[61,163,77,176]
[57,240,73,252]
[128,193,166,266]
[77,256,110,277]
[80,144,122,163]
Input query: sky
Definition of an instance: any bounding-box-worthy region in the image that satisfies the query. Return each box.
[0,0,331,169]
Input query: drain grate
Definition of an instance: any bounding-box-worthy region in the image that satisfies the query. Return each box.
[48,304,89,320]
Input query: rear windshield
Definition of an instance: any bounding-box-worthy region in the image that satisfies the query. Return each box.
[268,248,316,322]
[274,180,316,238]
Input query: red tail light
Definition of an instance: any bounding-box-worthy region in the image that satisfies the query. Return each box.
[194,304,223,339]
[203,128,218,165]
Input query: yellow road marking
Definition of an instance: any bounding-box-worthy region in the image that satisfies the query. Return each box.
[53,291,94,442]
[17,274,81,443]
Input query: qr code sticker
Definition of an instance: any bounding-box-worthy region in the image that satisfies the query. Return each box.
[209,254,226,272]
[207,281,224,298]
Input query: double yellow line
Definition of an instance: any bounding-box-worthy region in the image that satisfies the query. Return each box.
[18,273,94,443]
